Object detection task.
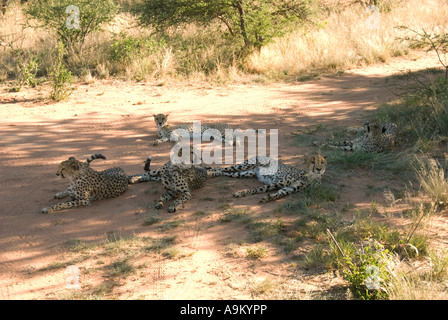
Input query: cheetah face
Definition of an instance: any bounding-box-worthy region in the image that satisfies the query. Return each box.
[366,122,383,141]
[56,158,81,179]
[153,113,169,128]
[304,155,327,175]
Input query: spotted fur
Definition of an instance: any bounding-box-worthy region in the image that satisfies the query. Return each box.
[138,148,208,212]
[128,156,162,183]
[314,121,397,152]
[42,156,128,213]
[208,155,327,203]
[85,153,106,165]
[152,113,239,146]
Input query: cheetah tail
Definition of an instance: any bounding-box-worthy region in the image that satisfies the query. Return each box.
[86,153,107,165]
[143,156,152,171]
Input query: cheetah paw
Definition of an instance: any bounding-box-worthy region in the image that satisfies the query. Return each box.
[41,207,53,214]
[233,191,245,198]
[168,206,177,213]
[155,203,163,209]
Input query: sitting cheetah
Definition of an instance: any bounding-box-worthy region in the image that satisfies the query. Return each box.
[41,155,128,213]
[208,154,327,203]
[136,148,208,212]
[314,121,397,152]
[152,113,240,146]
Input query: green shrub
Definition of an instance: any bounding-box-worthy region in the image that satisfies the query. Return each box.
[47,41,73,100]
[109,32,166,64]
[14,50,39,90]
[341,240,394,300]
[25,0,119,57]
[133,0,312,52]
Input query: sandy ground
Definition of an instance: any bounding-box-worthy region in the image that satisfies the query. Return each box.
[0,50,445,300]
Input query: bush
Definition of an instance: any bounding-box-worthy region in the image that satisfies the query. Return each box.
[341,240,394,300]
[11,50,39,91]
[109,32,166,64]
[108,32,172,80]
[133,0,312,52]
[47,41,73,100]
[24,0,119,57]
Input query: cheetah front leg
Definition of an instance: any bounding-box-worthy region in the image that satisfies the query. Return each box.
[259,180,307,203]
[155,190,175,209]
[167,192,192,213]
[42,199,91,213]
[54,189,72,199]
[153,137,170,146]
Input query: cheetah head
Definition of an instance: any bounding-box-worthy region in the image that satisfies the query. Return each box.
[153,113,169,128]
[304,154,327,176]
[56,158,83,179]
[365,122,385,144]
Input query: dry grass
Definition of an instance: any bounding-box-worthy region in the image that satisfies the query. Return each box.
[413,155,448,207]
[387,250,448,300]
[2,0,447,82]
[247,0,448,79]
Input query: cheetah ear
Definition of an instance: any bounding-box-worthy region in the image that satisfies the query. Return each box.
[70,160,80,171]
[165,113,169,118]
[68,156,75,160]
[153,114,157,119]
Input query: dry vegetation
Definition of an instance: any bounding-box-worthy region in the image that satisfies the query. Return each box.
[1,0,448,300]
[1,0,446,84]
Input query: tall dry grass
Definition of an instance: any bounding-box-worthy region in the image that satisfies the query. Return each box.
[387,249,448,299]
[247,0,448,79]
[413,155,448,207]
[1,0,447,82]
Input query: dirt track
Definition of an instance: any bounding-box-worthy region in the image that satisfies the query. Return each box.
[0,50,443,299]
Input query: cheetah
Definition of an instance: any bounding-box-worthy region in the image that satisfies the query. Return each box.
[135,148,208,212]
[41,155,128,213]
[314,121,397,152]
[152,113,240,146]
[208,154,327,203]
[127,146,203,184]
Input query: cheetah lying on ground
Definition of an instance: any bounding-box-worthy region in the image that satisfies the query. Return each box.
[152,113,240,146]
[207,154,327,203]
[132,148,208,212]
[41,154,128,213]
[313,121,397,152]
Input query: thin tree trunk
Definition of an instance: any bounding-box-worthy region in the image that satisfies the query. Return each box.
[235,0,249,48]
